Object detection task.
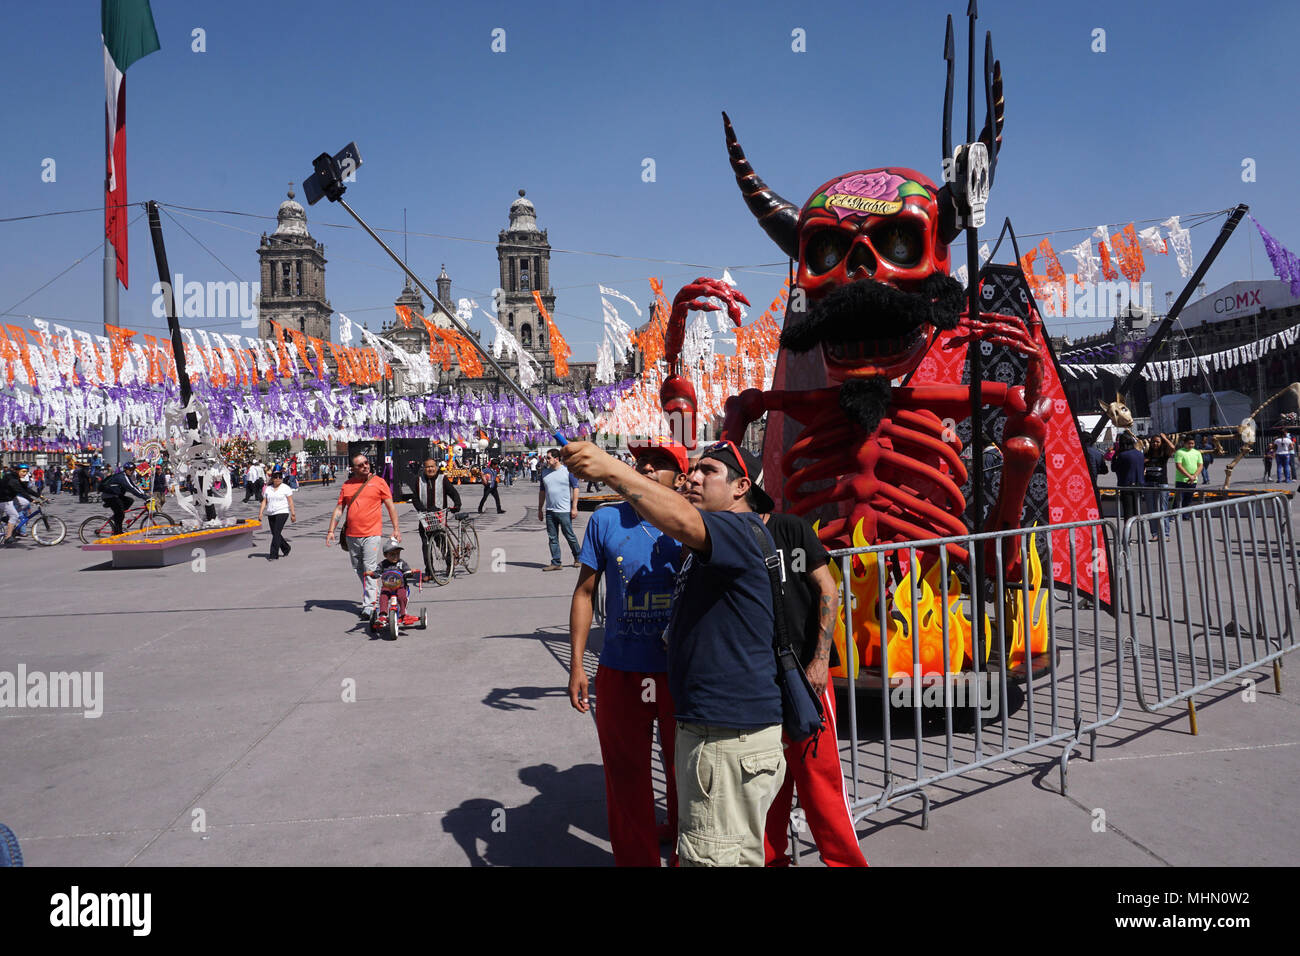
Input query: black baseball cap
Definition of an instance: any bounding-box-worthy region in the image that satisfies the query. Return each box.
[696,440,775,514]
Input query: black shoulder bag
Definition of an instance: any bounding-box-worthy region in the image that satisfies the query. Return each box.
[745,518,826,743]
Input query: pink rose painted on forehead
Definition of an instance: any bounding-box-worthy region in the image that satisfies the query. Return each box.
[832,172,906,200]
[823,171,907,220]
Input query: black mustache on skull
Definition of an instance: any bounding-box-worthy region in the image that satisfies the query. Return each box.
[781,272,966,353]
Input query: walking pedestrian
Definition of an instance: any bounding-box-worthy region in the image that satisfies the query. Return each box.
[258,469,296,560]
[478,461,505,514]
[568,437,689,866]
[76,462,90,503]
[561,438,785,867]
[150,463,167,504]
[1263,441,1274,481]
[538,448,581,570]
[1199,439,1214,485]
[325,454,402,621]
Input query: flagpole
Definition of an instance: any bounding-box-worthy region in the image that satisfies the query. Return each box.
[103,150,121,468]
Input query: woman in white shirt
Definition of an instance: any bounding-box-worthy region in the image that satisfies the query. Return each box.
[258,469,297,560]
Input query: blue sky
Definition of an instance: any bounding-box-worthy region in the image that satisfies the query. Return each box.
[2,0,1297,359]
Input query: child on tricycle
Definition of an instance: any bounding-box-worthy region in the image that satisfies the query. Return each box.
[366,538,428,633]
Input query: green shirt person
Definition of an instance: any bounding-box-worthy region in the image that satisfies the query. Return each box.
[1172,438,1203,485]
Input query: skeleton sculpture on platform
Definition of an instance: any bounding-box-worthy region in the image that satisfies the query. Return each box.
[163,395,233,527]
[660,55,1051,580]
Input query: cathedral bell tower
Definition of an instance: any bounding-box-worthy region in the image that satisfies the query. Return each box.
[496,189,558,377]
[257,185,331,345]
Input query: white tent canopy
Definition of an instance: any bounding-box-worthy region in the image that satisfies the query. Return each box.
[1150,390,1251,435]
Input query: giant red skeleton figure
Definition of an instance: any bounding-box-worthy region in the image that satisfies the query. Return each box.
[660,69,1050,578]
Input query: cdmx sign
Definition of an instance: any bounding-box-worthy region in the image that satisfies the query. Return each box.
[1214,288,1263,314]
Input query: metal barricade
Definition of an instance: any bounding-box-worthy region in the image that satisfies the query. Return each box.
[1120,492,1298,732]
[827,518,1124,830]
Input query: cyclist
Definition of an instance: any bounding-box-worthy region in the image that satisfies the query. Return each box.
[0,464,41,546]
[99,462,149,535]
[408,459,461,577]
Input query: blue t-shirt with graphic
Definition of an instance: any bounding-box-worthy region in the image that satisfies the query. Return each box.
[579,503,680,673]
[665,509,782,729]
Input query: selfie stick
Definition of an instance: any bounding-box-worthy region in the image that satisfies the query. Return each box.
[305,146,568,445]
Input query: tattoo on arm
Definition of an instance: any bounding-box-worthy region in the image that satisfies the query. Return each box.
[813,593,835,661]
[611,481,643,504]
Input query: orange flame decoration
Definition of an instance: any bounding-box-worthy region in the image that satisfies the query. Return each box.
[1004,526,1050,669]
[827,521,1050,680]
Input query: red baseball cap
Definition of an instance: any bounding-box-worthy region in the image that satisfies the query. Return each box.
[627,436,690,474]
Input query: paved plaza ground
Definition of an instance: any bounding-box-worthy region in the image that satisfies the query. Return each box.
[1,474,1297,866]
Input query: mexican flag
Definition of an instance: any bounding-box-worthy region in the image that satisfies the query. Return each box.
[103,0,160,289]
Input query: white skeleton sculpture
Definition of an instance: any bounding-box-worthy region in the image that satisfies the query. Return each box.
[163,396,234,527]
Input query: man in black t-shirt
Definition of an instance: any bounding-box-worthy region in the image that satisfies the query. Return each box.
[760,511,867,867]
[563,438,785,867]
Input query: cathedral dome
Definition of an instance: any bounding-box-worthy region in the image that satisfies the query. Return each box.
[508,188,537,232]
[274,186,310,239]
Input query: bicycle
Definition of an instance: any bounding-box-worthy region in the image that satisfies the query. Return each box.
[78,497,176,544]
[419,510,480,585]
[2,497,67,546]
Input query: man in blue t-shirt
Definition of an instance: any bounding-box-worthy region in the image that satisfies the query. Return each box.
[568,436,689,867]
[537,448,581,570]
[562,437,785,867]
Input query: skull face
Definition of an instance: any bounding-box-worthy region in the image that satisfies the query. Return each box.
[723,115,967,386]
[796,169,951,301]
[792,168,951,380]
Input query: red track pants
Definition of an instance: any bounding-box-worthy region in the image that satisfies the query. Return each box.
[764,684,868,867]
[593,666,677,867]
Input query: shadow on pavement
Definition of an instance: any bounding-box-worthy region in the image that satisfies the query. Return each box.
[441,763,610,866]
[304,598,363,617]
[76,560,117,572]
[482,686,569,711]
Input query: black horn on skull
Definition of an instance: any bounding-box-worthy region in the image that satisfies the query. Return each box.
[722,112,800,260]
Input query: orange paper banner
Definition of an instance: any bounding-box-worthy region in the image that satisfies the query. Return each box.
[532,290,570,377]
[1110,223,1146,284]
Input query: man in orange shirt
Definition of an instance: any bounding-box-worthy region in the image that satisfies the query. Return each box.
[326,454,403,621]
